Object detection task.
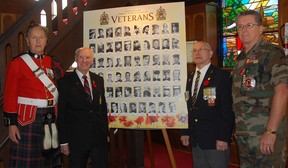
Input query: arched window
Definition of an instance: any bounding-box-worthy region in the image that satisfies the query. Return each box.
[62,0,68,24]
[40,10,47,26]
[51,0,57,20]
[5,44,12,65]
[3,15,15,32]
[62,0,67,9]
[18,32,25,54]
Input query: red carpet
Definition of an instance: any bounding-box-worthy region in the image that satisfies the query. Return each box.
[144,143,240,168]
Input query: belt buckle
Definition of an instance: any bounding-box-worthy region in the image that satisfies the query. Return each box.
[47,99,54,106]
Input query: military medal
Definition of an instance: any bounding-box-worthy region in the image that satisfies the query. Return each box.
[208,87,216,106]
[46,68,54,79]
[210,87,216,100]
[249,56,259,64]
[243,76,256,90]
[203,87,216,106]
[203,88,209,100]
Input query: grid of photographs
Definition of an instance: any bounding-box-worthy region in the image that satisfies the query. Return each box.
[89,22,182,117]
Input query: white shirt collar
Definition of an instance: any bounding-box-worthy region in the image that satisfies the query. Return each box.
[75,69,91,80]
[196,63,211,75]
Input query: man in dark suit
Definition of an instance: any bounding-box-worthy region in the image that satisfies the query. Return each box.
[57,47,109,168]
[180,41,234,167]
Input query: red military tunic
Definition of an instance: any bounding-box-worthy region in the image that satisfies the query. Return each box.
[3,54,56,126]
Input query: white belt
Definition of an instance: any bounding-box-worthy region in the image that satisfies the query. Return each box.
[18,97,56,108]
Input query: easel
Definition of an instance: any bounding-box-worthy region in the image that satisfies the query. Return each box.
[109,128,177,168]
[161,129,177,168]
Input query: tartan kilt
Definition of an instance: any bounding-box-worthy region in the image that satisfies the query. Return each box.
[9,107,61,168]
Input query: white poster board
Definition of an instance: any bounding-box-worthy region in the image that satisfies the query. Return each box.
[84,2,188,128]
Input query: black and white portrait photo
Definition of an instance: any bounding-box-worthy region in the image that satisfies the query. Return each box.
[111,102,118,113]
[106,27,113,38]
[115,87,123,98]
[115,41,122,52]
[89,29,96,39]
[171,22,179,33]
[143,55,150,66]
[97,28,104,38]
[115,27,122,37]
[124,56,132,67]
[106,87,113,98]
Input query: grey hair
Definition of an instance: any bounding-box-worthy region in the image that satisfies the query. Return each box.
[74,47,93,60]
[236,10,262,26]
[196,41,212,50]
[26,23,48,38]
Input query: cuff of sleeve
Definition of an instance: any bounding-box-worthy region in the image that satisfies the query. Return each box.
[60,143,68,146]
[3,112,18,126]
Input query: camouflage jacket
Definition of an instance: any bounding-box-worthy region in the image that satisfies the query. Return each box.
[232,39,288,137]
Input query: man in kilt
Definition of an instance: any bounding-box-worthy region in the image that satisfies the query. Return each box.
[3,23,64,167]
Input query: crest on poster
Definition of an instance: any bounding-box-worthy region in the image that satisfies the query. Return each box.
[156,6,166,20]
[100,12,109,25]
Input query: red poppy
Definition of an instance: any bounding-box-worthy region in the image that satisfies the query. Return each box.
[135,116,144,125]
[203,80,209,86]
[119,116,127,123]
[145,116,159,125]
[150,116,159,123]
[161,116,170,123]
[165,118,175,127]
[108,115,117,124]
[161,116,175,127]
[123,120,134,127]
[92,81,97,88]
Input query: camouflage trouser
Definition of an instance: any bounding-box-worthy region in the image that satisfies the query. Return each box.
[235,135,287,168]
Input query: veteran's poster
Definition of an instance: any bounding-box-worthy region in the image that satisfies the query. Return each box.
[84,2,188,128]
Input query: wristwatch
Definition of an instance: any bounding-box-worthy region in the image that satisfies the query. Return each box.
[265,128,276,134]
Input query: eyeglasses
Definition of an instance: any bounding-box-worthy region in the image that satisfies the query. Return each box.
[236,23,259,30]
[192,48,210,53]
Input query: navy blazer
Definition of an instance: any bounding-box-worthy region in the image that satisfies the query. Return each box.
[181,65,234,149]
[57,70,108,149]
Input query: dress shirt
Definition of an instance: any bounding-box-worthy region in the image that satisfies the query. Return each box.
[75,69,93,100]
[191,63,211,96]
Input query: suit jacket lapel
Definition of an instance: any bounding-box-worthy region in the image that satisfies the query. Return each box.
[71,70,91,99]
[198,65,216,97]
[186,71,195,96]
[90,72,99,100]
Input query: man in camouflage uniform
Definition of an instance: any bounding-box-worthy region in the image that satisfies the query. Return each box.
[232,10,288,167]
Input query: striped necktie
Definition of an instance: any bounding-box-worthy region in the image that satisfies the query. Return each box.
[82,75,92,102]
[191,70,201,107]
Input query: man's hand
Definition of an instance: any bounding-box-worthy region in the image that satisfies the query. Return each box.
[180,135,190,146]
[216,140,228,151]
[8,125,20,144]
[61,144,70,156]
[260,133,276,155]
